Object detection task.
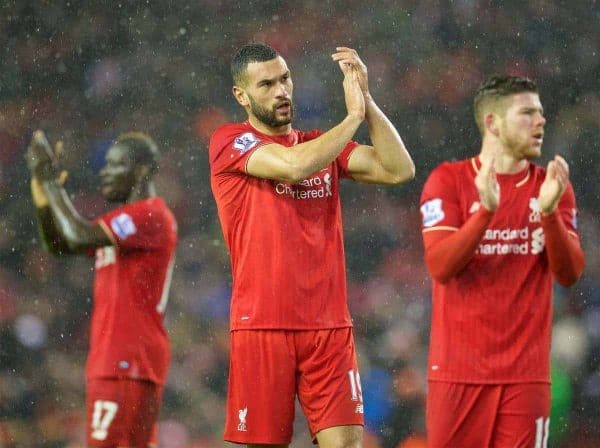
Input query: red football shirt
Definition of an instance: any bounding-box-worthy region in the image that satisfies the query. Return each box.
[88,197,177,385]
[420,157,580,383]
[209,121,358,330]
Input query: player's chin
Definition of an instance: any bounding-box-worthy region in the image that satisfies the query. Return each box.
[522,145,542,160]
[102,188,125,203]
[275,113,292,126]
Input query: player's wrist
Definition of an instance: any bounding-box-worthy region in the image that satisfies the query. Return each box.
[345,112,364,124]
[541,208,558,219]
[539,200,558,216]
[479,199,498,213]
[31,178,49,208]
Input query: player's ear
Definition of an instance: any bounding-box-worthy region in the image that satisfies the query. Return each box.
[484,112,500,137]
[233,85,250,107]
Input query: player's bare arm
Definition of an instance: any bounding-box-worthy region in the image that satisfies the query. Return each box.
[26,130,112,253]
[30,175,71,255]
[246,56,365,183]
[332,46,415,185]
[538,155,569,214]
[27,133,72,254]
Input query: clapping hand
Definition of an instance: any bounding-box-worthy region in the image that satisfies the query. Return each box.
[332,47,366,121]
[26,130,61,181]
[332,47,370,98]
[538,155,569,214]
[475,155,500,212]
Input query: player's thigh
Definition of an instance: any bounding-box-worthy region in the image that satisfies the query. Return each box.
[224,330,297,445]
[492,383,551,448]
[426,381,501,448]
[296,328,364,439]
[86,378,162,448]
[315,424,363,448]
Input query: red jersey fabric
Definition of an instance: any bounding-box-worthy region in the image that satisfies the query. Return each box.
[420,157,580,383]
[88,197,177,385]
[209,121,358,330]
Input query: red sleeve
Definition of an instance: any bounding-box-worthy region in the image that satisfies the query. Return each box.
[541,183,585,286]
[419,163,493,283]
[336,140,360,179]
[423,207,494,283]
[209,125,270,175]
[98,200,172,251]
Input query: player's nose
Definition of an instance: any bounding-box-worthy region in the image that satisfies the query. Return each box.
[275,83,289,98]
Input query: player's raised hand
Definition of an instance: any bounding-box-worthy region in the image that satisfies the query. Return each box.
[26,130,59,180]
[475,155,500,212]
[538,155,569,214]
[332,47,369,97]
[334,52,365,121]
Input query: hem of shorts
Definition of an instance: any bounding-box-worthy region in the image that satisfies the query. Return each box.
[85,373,165,386]
[311,420,365,440]
[224,435,291,445]
[427,377,551,385]
[229,323,353,331]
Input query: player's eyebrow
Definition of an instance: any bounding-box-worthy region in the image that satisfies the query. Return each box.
[256,70,290,87]
[520,106,544,115]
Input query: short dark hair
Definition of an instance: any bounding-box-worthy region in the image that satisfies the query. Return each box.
[231,43,279,86]
[473,75,538,135]
[115,132,160,173]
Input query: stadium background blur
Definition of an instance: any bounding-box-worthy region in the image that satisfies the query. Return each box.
[1,1,598,447]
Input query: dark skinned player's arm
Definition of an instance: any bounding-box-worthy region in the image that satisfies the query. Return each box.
[40,179,112,253]
[30,177,71,255]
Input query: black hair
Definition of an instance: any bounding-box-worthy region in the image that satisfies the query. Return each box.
[115,132,160,173]
[230,43,279,85]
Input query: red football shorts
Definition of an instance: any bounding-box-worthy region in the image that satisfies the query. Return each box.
[86,378,163,448]
[426,381,551,448]
[224,328,364,445]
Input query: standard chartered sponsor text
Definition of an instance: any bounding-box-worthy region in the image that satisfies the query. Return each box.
[477,226,545,255]
[274,174,332,200]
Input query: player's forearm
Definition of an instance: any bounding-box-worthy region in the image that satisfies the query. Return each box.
[423,207,494,284]
[30,178,70,254]
[41,180,99,252]
[364,96,415,183]
[288,114,362,181]
[541,211,585,286]
[34,205,71,255]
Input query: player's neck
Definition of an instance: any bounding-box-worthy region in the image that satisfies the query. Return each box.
[480,141,528,174]
[127,181,156,203]
[247,115,292,136]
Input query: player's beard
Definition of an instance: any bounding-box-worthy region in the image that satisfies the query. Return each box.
[501,125,541,160]
[248,95,293,128]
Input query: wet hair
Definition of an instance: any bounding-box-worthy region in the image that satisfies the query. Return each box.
[473,75,538,135]
[115,132,160,173]
[231,43,279,86]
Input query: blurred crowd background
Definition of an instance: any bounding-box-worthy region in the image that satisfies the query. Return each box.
[1,1,598,447]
